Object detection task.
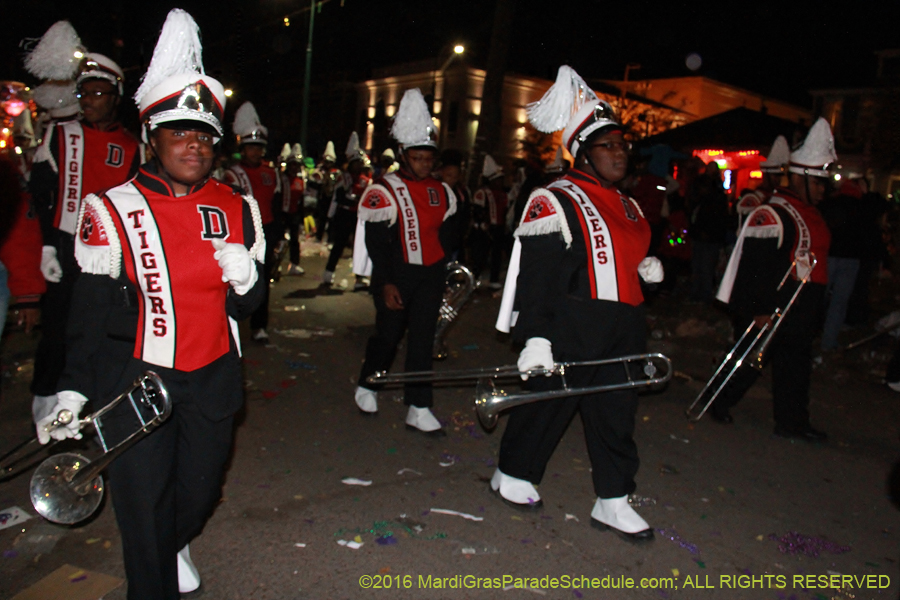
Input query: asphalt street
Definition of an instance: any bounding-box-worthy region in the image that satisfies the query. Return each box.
[1,241,898,600]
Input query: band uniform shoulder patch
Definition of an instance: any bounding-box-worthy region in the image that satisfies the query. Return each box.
[514,188,566,241]
[358,184,397,225]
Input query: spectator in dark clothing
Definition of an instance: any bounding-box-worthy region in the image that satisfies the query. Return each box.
[819,180,866,351]
[688,162,731,302]
[846,178,888,325]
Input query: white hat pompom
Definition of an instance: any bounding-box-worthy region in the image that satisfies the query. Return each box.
[789,118,837,177]
[760,135,790,171]
[526,65,598,134]
[23,21,84,81]
[391,88,437,148]
[134,9,204,106]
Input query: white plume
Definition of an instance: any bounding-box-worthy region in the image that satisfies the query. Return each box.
[345,131,360,159]
[32,80,78,113]
[23,21,84,80]
[291,143,303,158]
[279,143,291,160]
[323,141,336,161]
[134,9,204,105]
[233,101,266,137]
[391,88,436,146]
[527,65,598,133]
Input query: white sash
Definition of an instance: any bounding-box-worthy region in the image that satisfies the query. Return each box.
[59,121,85,234]
[107,186,177,369]
[551,180,619,302]
[384,173,423,265]
[769,196,814,279]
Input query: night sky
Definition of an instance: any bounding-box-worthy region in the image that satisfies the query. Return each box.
[4,0,897,109]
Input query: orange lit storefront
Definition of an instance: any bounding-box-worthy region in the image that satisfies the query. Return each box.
[691,148,764,196]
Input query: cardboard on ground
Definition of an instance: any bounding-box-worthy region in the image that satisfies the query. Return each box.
[11,564,123,600]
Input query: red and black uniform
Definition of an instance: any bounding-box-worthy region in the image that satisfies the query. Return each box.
[471,184,509,284]
[498,168,651,499]
[714,187,830,430]
[226,161,281,331]
[59,161,265,599]
[280,171,306,265]
[29,119,140,396]
[357,169,459,406]
[325,170,371,274]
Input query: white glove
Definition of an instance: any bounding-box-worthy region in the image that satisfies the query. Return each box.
[35,390,88,445]
[638,256,664,284]
[212,239,258,295]
[41,245,62,283]
[517,337,554,381]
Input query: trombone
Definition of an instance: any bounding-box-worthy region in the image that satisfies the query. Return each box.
[22,372,172,525]
[685,253,817,422]
[367,353,673,430]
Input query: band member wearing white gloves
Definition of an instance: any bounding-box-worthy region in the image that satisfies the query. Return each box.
[494,67,662,543]
[354,89,458,435]
[24,21,140,425]
[36,11,265,599]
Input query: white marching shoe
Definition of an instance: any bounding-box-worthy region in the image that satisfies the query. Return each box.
[490,468,543,510]
[405,406,445,437]
[354,386,378,414]
[590,496,654,542]
[177,544,202,594]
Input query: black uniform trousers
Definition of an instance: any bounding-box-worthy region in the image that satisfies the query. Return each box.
[714,283,825,429]
[31,233,78,396]
[470,225,506,284]
[250,221,282,331]
[358,263,444,407]
[280,210,303,265]
[104,360,236,600]
[499,302,646,499]
[324,209,357,273]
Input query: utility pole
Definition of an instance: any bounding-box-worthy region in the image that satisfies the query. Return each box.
[468,0,515,190]
[620,63,641,113]
[300,0,316,152]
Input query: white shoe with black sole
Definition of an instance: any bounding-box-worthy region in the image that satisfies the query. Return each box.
[590,496,653,542]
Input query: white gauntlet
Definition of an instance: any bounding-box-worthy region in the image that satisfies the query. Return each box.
[517,337,554,381]
[212,239,258,295]
[35,390,87,445]
[638,256,664,283]
[41,245,63,283]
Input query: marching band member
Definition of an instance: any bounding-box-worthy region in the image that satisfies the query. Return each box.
[354,88,459,435]
[26,20,141,427]
[225,102,281,343]
[39,10,265,598]
[322,131,370,289]
[280,143,306,275]
[471,155,508,289]
[712,119,834,441]
[494,66,662,542]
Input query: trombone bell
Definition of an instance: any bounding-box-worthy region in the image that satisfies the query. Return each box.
[30,452,103,525]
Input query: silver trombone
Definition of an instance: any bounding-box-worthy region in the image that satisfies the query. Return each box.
[685,253,817,422]
[28,372,171,525]
[367,353,673,430]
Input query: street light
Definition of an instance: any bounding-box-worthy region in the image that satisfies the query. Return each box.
[431,43,465,116]
[224,89,234,98]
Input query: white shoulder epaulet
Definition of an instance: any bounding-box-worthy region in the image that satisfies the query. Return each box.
[357,183,398,226]
[75,193,122,278]
[514,187,572,248]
